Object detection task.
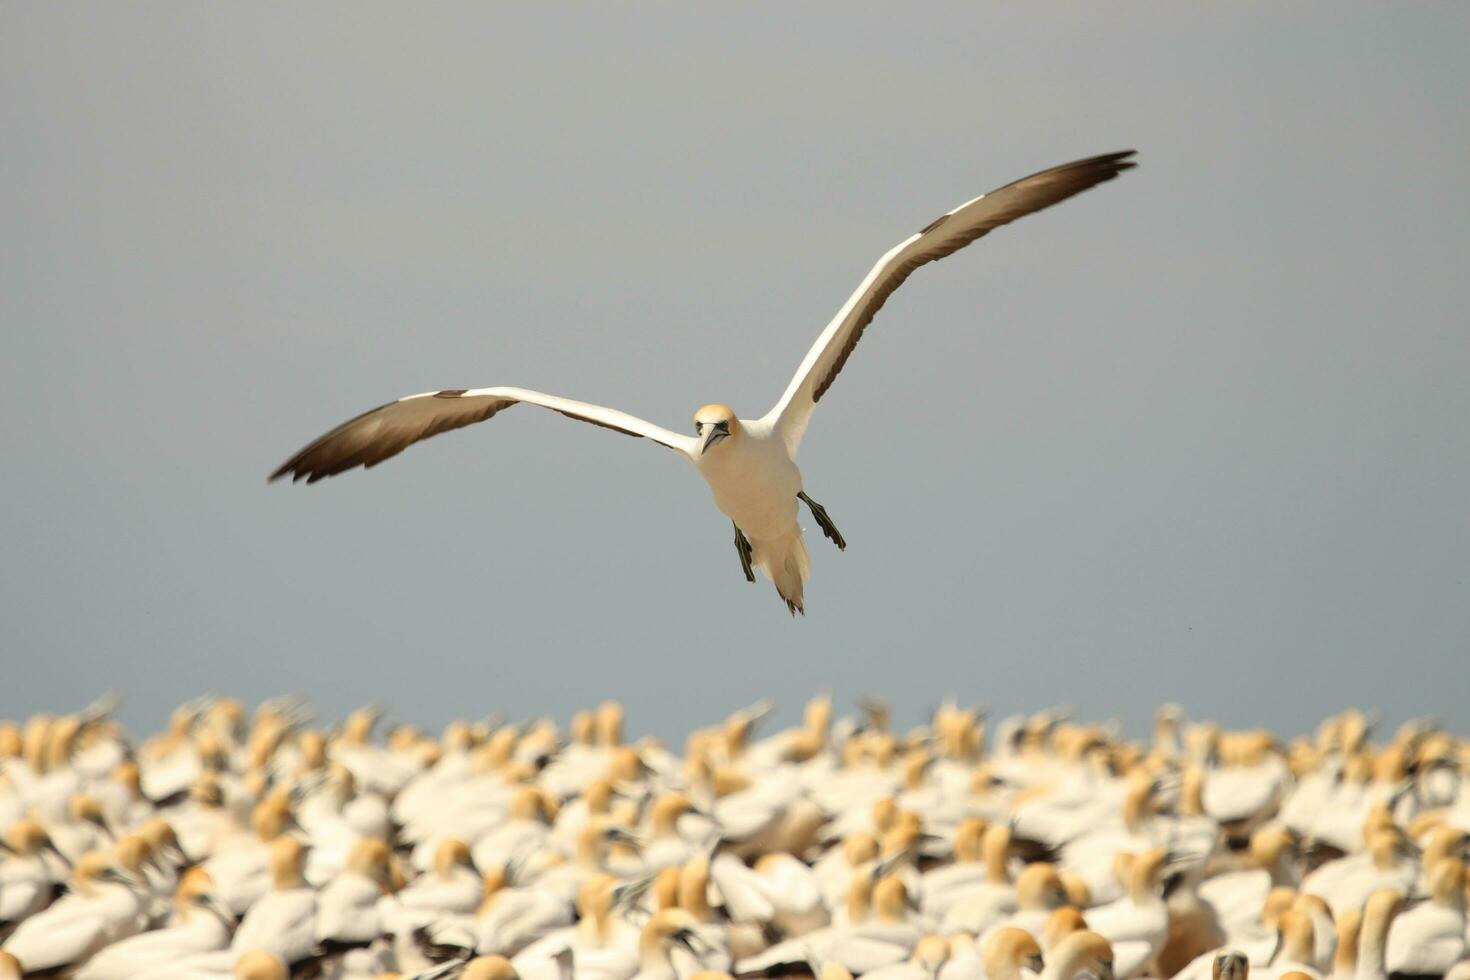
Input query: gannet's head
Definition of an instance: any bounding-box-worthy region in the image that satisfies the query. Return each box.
[1045,906,1088,950]
[693,404,739,455]
[233,951,289,980]
[178,867,233,924]
[5,819,52,856]
[983,928,1043,977]
[141,818,186,867]
[114,834,154,879]
[1057,931,1115,980]
[270,835,308,890]
[463,956,520,980]
[346,837,396,893]
[912,936,950,973]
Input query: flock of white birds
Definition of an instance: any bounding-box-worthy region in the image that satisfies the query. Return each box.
[0,697,1467,980]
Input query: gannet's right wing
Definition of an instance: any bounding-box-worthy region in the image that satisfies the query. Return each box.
[765,151,1137,453]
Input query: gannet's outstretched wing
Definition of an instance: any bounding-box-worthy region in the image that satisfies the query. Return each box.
[765,151,1137,452]
[270,386,696,483]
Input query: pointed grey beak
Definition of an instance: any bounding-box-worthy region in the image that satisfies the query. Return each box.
[700,427,728,454]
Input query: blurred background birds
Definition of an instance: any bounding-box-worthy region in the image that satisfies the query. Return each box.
[1,695,1467,977]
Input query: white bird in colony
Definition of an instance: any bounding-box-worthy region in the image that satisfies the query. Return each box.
[959,928,1042,980]
[75,868,233,980]
[813,831,881,909]
[0,820,58,926]
[937,821,1025,931]
[860,935,953,980]
[736,875,920,976]
[1038,930,1118,980]
[511,874,640,980]
[749,851,830,937]
[1083,848,1171,979]
[1174,887,1301,979]
[1351,888,1403,980]
[1257,909,1322,980]
[2,853,148,974]
[922,817,1002,918]
[271,151,1136,613]
[1198,826,1296,926]
[385,838,483,924]
[316,838,396,947]
[1301,830,1416,918]
[203,794,295,915]
[472,866,575,957]
[627,908,719,980]
[470,787,559,874]
[972,863,1071,951]
[1383,857,1467,976]
[229,837,318,966]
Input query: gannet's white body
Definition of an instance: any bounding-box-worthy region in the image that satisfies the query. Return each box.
[691,415,808,610]
[273,152,1136,612]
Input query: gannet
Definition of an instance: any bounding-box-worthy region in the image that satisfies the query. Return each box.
[272,152,1135,612]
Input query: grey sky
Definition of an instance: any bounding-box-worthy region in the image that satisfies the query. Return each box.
[3,3,1466,742]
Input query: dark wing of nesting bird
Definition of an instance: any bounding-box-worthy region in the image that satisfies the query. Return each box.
[766,151,1137,451]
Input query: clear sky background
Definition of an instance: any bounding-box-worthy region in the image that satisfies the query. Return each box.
[3,3,1466,743]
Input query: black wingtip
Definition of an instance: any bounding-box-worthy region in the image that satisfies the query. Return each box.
[1075,149,1138,173]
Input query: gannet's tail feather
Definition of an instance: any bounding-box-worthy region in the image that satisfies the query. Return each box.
[754,531,809,616]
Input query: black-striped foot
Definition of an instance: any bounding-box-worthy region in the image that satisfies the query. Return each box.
[733,522,755,582]
[798,491,846,551]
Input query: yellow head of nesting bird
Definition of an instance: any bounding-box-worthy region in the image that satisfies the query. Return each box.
[233,951,288,980]
[982,928,1044,979]
[5,819,52,856]
[463,956,520,980]
[1045,905,1088,949]
[640,908,708,965]
[177,867,232,923]
[693,404,739,455]
[270,836,308,890]
[346,837,396,893]
[114,834,154,880]
[72,851,123,897]
[1052,931,1115,980]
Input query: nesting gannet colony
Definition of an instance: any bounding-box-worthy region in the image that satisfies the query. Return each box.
[271,152,1135,615]
[1,698,1466,980]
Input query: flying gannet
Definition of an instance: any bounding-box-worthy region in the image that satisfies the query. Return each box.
[271,151,1137,613]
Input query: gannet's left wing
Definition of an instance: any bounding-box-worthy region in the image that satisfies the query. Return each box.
[764,151,1136,453]
[270,385,696,483]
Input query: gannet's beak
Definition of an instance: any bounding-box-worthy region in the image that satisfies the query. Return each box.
[700,426,728,454]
